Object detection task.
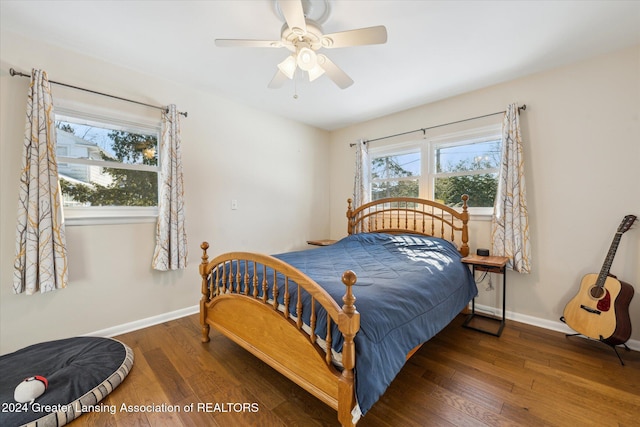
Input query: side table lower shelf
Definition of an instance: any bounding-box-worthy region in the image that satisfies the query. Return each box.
[461,255,509,337]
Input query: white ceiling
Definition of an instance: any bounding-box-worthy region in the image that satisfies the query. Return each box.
[2,1,639,130]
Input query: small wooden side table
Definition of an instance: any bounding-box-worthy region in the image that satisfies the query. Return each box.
[306,239,337,246]
[461,254,510,337]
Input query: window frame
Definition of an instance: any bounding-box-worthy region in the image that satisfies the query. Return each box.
[54,105,161,226]
[368,124,502,218]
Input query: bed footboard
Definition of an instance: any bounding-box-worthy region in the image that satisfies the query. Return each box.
[199,243,360,427]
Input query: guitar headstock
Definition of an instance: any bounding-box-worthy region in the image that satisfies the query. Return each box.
[618,215,637,234]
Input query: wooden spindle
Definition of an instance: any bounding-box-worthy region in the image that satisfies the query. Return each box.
[296,285,302,329]
[431,206,435,235]
[243,260,249,295]
[310,298,317,342]
[261,265,268,303]
[221,262,228,294]
[235,260,241,293]
[212,267,220,298]
[252,261,258,298]
[283,277,290,319]
[413,206,417,232]
[325,317,333,365]
[272,270,279,310]
[404,203,408,229]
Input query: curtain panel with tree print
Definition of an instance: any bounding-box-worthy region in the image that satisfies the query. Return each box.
[14,69,69,294]
[152,104,187,270]
[491,103,531,273]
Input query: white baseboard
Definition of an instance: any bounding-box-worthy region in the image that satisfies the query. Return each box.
[83,305,199,339]
[84,303,639,353]
[474,303,640,352]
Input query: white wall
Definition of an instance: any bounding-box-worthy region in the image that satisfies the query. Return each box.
[329,46,640,343]
[0,31,330,354]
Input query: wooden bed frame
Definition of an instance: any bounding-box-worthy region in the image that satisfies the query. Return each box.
[199,196,470,426]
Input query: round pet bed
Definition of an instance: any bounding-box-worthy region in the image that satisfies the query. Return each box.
[0,337,134,427]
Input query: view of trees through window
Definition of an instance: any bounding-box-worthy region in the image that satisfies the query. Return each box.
[55,119,159,207]
[434,140,501,207]
[371,139,501,208]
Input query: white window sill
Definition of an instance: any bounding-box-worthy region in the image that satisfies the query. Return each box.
[64,215,157,226]
[63,207,158,226]
[469,213,493,222]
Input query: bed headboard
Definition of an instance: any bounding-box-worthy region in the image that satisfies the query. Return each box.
[346,195,470,257]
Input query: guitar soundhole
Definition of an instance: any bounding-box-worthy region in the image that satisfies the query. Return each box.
[590,286,605,299]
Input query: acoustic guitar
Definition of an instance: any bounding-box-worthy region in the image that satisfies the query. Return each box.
[562,215,636,346]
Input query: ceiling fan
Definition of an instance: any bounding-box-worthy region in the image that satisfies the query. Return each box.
[215,0,388,89]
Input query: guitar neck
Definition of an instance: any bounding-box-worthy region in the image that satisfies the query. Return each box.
[596,232,623,288]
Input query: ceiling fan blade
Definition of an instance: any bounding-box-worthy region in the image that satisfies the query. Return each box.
[321,26,388,48]
[215,39,284,48]
[317,54,354,89]
[268,69,290,89]
[279,0,307,35]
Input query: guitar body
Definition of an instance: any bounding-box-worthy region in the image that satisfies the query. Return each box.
[563,273,634,345]
[563,215,636,346]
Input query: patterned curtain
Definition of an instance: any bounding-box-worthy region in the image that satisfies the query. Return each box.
[152,104,188,270]
[353,139,370,207]
[14,69,68,294]
[491,103,531,273]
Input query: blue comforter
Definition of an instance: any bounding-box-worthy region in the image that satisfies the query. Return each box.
[272,233,477,416]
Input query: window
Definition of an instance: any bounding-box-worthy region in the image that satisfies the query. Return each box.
[432,137,501,209]
[369,125,501,215]
[55,107,161,224]
[371,150,420,200]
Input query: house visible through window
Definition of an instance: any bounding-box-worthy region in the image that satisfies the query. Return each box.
[369,125,501,214]
[55,108,161,224]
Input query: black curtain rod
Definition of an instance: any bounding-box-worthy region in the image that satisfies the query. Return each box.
[9,68,188,118]
[350,104,526,146]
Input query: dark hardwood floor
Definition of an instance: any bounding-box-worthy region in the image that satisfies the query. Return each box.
[71,314,640,426]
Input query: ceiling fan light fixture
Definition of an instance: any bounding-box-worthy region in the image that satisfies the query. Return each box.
[307,64,325,82]
[219,1,386,90]
[277,55,297,79]
[296,47,318,71]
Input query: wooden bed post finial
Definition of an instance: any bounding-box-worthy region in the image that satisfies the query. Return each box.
[461,194,469,211]
[200,241,209,261]
[199,242,211,343]
[460,195,470,257]
[346,198,354,235]
[341,270,357,314]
